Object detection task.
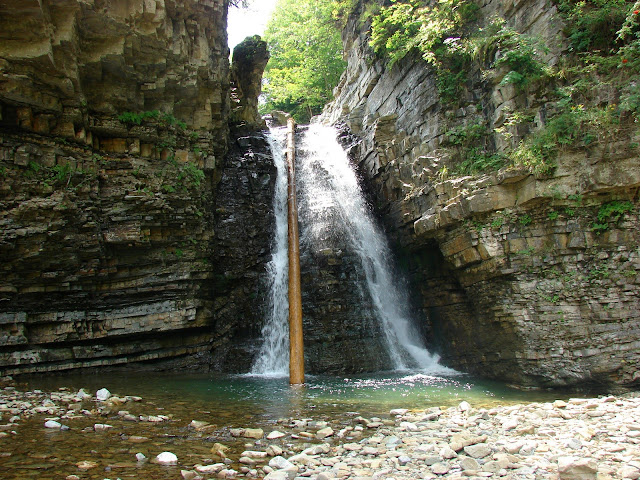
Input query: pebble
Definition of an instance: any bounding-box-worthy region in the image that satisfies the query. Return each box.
[44,420,62,429]
[156,451,178,465]
[95,388,111,401]
[4,381,640,480]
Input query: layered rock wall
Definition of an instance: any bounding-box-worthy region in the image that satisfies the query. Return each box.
[323,0,640,387]
[0,0,247,375]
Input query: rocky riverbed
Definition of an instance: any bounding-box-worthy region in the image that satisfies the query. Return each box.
[0,376,639,479]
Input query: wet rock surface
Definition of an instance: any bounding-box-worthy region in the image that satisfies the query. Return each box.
[321,0,640,387]
[2,377,640,480]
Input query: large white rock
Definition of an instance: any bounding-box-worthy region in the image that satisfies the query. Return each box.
[95,388,111,401]
[156,451,178,465]
[44,420,61,429]
[269,456,295,470]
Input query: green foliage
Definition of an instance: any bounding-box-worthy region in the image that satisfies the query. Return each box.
[117,110,187,130]
[445,121,506,175]
[370,0,479,103]
[491,217,504,229]
[591,200,634,232]
[511,99,624,175]
[52,164,73,184]
[260,0,347,122]
[548,210,559,220]
[519,214,533,226]
[556,0,632,52]
[180,162,205,187]
[455,150,506,175]
[118,110,160,125]
[473,20,550,88]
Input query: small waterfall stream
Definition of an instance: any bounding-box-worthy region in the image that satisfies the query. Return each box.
[251,127,290,376]
[252,123,450,375]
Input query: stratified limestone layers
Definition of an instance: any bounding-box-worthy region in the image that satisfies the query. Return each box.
[0,0,265,375]
[0,0,229,148]
[323,0,640,387]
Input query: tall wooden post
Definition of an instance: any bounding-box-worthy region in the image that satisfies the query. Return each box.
[286,117,304,384]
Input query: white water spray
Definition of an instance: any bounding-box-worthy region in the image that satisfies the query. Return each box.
[251,127,289,376]
[298,124,449,373]
[252,123,452,375]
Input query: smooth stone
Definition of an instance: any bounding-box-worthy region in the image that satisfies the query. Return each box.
[95,388,111,401]
[135,453,147,462]
[316,473,335,480]
[464,444,491,459]
[501,417,519,430]
[263,471,290,480]
[94,423,113,431]
[195,463,225,474]
[288,453,314,466]
[181,470,199,480]
[618,466,640,479]
[303,443,330,455]
[76,460,98,470]
[156,452,178,465]
[267,430,286,440]
[400,421,418,432]
[424,455,443,465]
[244,428,264,439]
[459,456,480,471]
[390,409,409,416]
[44,420,61,429]
[431,462,451,475]
[398,455,411,466]
[316,427,334,439]
[242,450,268,458]
[267,445,283,457]
[190,420,210,429]
[269,456,295,470]
[440,446,457,459]
[557,456,597,480]
[459,401,471,412]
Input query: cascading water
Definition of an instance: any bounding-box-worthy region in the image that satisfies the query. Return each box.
[251,127,290,376]
[252,123,451,375]
[299,123,447,372]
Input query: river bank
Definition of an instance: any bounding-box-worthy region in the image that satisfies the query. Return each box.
[0,376,639,479]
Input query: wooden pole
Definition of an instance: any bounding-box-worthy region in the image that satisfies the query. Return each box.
[286,117,304,385]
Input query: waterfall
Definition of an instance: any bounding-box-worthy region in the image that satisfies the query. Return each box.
[299,123,445,372]
[252,123,450,375]
[251,127,290,376]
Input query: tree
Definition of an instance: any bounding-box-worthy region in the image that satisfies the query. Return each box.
[260,0,347,123]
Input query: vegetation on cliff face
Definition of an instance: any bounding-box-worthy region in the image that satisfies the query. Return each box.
[367,0,640,178]
[260,0,348,122]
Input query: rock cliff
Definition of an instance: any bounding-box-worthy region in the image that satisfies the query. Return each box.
[323,0,640,387]
[0,0,274,375]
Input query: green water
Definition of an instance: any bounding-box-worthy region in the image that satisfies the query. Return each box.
[21,371,567,420]
[1,371,578,480]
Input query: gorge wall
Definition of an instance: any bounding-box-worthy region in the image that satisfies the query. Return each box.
[0,0,277,375]
[323,0,640,388]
